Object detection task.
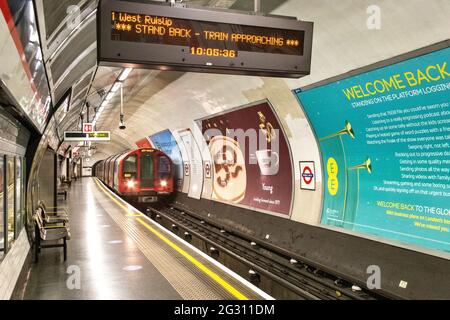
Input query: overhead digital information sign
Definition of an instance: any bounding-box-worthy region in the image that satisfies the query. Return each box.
[97,0,313,78]
[64,131,111,142]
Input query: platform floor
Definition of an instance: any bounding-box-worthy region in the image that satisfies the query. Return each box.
[21,178,266,300]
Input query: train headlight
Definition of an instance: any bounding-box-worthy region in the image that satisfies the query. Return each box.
[160,180,167,187]
[127,180,135,188]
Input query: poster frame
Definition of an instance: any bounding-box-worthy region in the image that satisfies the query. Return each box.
[195,98,295,218]
[299,161,316,191]
[292,40,450,259]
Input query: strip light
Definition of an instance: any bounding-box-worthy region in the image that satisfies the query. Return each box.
[105,92,114,101]
[111,82,121,92]
[118,68,133,81]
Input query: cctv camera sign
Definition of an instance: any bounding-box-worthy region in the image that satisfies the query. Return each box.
[296,46,450,253]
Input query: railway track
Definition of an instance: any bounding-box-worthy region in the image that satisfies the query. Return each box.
[144,202,387,300]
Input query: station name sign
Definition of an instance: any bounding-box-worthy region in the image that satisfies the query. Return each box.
[64,131,111,142]
[97,0,313,78]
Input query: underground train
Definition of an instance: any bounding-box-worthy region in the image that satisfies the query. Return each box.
[93,148,174,202]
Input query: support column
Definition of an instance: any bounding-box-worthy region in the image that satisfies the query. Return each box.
[79,158,83,179]
[254,0,261,12]
[53,153,58,209]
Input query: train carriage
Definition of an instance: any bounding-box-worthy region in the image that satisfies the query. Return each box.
[93,148,174,202]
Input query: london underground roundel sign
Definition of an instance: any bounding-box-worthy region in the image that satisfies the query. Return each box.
[300,161,315,190]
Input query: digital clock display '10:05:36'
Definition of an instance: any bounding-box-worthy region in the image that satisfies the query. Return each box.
[190,47,237,58]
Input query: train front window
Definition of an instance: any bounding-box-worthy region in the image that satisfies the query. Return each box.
[140,152,154,188]
[158,156,171,180]
[123,154,137,179]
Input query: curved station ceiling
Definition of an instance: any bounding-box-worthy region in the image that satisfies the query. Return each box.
[34,0,450,161]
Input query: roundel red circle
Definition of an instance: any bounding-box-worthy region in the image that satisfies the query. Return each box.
[302,166,314,185]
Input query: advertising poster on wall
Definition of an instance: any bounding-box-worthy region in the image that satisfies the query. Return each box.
[149,130,183,191]
[296,47,450,253]
[135,137,153,149]
[46,116,60,152]
[179,129,204,200]
[54,93,70,125]
[199,100,293,216]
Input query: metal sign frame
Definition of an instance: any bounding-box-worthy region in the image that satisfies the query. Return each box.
[97,0,313,78]
[64,131,111,142]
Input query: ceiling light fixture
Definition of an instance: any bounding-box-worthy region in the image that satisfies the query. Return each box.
[118,67,133,81]
[111,82,121,92]
[105,92,114,101]
[119,82,126,130]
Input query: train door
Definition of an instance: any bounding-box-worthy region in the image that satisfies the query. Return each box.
[109,157,115,186]
[98,162,103,180]
[140,150,154,189]
[105,158,110,186]
[113,155,121,190]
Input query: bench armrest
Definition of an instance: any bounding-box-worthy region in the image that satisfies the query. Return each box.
[45,209,69,215]
[43,225,68,230]
[45,206,68,211]
[46,216,69,221]
[46,211,69,216]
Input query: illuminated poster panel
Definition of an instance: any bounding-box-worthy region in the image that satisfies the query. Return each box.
[296,47,450,253]
[54,93,70,125]
[135,137,153,149]
[1,0,52,132]
[199,101,293,216]
[46,116,60,151]
[149,130,183,191]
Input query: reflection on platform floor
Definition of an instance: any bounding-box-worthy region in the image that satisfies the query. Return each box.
[22,178,265,300]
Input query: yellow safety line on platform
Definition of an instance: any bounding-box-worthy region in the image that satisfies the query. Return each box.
[93,178,249,300]
[126,213,144,217]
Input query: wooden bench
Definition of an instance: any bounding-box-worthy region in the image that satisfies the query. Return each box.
[57,177,70,200]
[34,203,71,262]
[57,189,67,200]
[37,200,69,224]
[60,176,72,188]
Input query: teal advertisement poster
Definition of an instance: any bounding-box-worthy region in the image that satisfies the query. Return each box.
[296,47,450,253]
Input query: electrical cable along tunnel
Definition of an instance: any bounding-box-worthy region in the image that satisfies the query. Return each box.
[0,0,449,306]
